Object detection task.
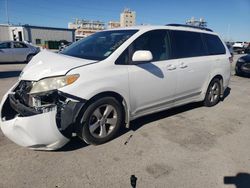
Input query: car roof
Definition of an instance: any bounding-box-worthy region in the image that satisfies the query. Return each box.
[107,25,216,35]
[0,41,24,43]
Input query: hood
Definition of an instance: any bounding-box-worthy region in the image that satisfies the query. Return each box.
[20,50,96,81]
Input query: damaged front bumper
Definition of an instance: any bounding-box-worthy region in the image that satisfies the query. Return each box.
[0,81,85,150]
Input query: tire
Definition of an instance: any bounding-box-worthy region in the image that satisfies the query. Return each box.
[203,78,221,107]
[79,97,123,145]
[26,54,34,62]
[235,68,241,76]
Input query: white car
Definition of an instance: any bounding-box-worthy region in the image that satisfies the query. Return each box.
[0,25,231,150]
[233,41,248,49]
[0,41,40,62]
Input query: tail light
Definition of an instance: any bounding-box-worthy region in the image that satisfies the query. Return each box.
[229,56,233,64]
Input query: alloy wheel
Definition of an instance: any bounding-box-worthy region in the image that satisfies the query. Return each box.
[88,104,118,138]
[208,82,220,103]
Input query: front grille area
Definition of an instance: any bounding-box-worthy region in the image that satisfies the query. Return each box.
[13,81,33,106]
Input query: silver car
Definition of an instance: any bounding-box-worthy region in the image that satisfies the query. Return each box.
[0,41,40,63]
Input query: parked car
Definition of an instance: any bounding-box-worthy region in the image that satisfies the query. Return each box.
[233,41,249,54]
[244,43,250,54]
[235,54,250,77]
[0,41,40,63]
[0,25,231,150]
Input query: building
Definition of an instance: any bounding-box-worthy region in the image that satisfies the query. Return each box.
[186,17,207,28]
[68,19,105,40]
[120,9,136,27]
[0,24,10,41]
[108,21,120,29]
[0,24,75,48]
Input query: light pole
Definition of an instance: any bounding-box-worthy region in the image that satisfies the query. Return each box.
[227,24,231,42]
[5,0,10,24]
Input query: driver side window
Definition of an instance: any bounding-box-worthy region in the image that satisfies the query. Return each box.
[115,30,171,65]
[133,30,171,62]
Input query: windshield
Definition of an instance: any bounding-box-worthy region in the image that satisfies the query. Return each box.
[61,30,138,60]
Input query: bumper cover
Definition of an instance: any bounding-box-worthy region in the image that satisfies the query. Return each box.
[0,108,69,150]
[0,83,85,150]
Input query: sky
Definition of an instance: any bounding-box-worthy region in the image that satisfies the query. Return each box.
[0,0,249,41]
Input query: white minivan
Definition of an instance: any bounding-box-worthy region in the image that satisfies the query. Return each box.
[0,25,231,150]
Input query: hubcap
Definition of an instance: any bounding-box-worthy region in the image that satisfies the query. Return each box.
[88,104,118,138]
[208,82,220,103]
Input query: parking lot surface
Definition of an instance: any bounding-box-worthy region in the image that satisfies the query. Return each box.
[0,55,249,188]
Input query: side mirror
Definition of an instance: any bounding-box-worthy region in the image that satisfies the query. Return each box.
[132,50,153,63]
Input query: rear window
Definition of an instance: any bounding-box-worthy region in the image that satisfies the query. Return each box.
[203,34,225,55]
[0,42,11,49]
[171,30,207,58]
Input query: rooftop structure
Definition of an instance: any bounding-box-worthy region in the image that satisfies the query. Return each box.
[186,17,207,28]
[108,21,121,29]
[68,19,105,39]
[120,9,136,27]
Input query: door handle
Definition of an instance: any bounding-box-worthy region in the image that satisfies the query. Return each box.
[166,64,176,70]
[179,62,188,69]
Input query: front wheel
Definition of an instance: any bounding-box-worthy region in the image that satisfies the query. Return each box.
[79,97,123,145]
[203,78,221,107]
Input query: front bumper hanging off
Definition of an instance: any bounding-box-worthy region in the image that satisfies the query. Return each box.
[0,81,85,150]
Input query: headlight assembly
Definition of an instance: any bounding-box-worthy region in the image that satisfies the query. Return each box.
[30,74,79,94]
[238,58,245,63]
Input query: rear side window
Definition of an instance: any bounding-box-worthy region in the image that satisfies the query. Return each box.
[13,42,27,48]
[203,34,225,55]
[171,30,207,58]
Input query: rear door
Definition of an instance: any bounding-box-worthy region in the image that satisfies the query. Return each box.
[0,42,13,62]
[171,30,211,104]
[12,42,30,62]
[203,33,229,86]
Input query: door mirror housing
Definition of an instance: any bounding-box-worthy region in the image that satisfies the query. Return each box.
[132,50,153,63]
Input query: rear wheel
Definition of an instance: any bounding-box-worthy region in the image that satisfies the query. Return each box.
[26,54,34,62]
[203,78,221,107]
[79,97,123,145]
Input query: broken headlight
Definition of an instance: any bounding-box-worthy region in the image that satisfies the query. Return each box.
[30,74,79,94]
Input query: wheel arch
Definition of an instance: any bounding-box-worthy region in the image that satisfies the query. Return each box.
[81,91,130,128]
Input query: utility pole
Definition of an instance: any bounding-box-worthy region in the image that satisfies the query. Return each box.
[5,0,10,24]
[227,24,231,42]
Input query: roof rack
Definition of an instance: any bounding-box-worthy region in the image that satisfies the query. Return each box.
[166,24,213,32]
